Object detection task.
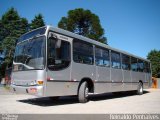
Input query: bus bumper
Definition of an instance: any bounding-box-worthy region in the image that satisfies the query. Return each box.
[11,84,44,96]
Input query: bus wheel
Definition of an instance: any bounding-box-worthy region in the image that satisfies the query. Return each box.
[78,82,89,103]
[137,82,143,95]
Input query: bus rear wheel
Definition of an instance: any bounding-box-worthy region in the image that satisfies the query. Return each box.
[78,82,89,103]
[137,82,143,95]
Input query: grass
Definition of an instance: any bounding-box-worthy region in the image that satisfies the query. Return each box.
[3,85,11,90]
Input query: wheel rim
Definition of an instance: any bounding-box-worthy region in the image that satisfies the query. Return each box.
[85,87,89,98]
[139,83,143,93]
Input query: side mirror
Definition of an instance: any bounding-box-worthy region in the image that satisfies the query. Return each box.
[48,32,61,48]
[48,32,57,40]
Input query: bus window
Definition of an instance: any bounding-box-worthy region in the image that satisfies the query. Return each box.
[131,57,138,72]
[73,39,94,65]
[147,62,151,73]
[111,51,121,69]
[138,59,144,72]
[144,61,151,73]
[48,35,71,70]
[95,47,110,67]
[121,54,130,70]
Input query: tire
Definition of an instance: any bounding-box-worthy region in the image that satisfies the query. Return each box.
[137,82,143,95]
[49,96,59,101]
[113,92,123,96]
[78,82,89,103]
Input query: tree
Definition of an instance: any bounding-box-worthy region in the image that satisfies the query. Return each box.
[0,20,3,53]
[58,8,107,44]
[0,7,29,67]
[0,19,4,44]
[30,14,45,30]
[147,49,160,77]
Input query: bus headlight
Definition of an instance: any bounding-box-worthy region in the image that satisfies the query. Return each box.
[30,80,37,85]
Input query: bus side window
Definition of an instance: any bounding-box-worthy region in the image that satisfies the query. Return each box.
[111,51,121,69]
[138,59,144,72]
[144,62,151,73]
[148,62,151,73]
[73,39,94,65]
[95,47,110,67]
[121,54,130,70]
[131,57,138,72]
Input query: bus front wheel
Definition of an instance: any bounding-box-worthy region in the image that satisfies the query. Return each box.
[78,82,89,103]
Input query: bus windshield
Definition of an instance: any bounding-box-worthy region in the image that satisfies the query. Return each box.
[18,27,46,43]
[13,36,45,71]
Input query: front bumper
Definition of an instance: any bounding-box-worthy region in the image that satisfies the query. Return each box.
[11,84,44,96]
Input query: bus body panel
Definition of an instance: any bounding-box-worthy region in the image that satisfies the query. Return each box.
[131,71,141,89]
[45,81,79,96]
[11,70,46,96]
[12,70,46,86]
[110,68,123,92]
[71,62,96,82]
[45,67,73,96]
[47,67,71,81]
[94,66,111,93]
[94,83,111,93]
[123,70,133,91]
[144,73,151,89]
[96,66,110,82]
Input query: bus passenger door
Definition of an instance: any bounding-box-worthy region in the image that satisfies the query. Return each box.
[46,32,73,96]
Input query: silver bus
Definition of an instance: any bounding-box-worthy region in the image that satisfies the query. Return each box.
[11,25,152,103]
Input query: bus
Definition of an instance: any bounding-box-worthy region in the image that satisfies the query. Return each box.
[11,25,152,103]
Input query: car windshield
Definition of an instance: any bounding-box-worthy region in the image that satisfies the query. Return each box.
[13,36,45,71]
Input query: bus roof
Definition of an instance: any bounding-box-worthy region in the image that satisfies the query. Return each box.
[47,25,150,62]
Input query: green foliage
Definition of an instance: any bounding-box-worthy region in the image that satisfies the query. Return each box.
[147,49,160,77]
[0,8,46,77]
[58,8,107,44]
[0,19,4,45]
[0,61,7,78]
[30,14,45,30]
[0,8,29,66]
